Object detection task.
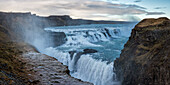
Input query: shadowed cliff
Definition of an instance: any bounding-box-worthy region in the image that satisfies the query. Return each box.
[114,17,170,85]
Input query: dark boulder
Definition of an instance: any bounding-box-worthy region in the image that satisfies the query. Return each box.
[83,49,98,54]
[113,29,121,36]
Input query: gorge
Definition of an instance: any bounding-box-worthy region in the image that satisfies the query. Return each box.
[0,12,169,85]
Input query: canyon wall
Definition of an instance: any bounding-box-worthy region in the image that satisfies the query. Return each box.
[114,17,170,85]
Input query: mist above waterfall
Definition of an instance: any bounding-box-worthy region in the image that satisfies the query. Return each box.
[2,12,55,52]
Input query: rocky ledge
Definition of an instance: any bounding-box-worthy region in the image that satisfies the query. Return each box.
[20,46,92,85]
[0,42,92,85]
[114,17,170,85]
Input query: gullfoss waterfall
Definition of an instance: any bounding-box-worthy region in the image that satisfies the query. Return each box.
[43,24,136,85]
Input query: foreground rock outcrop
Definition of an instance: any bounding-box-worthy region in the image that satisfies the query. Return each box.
[21,48,92,85]
[114,17,170,85]
[0,41,92,85]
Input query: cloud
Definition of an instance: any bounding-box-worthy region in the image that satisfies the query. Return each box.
[147,12,165,15]
[93,14,141,21]
[134,0,142,3]
[154,7,167,9]
[0,0,166,21]
[0,0,147,15]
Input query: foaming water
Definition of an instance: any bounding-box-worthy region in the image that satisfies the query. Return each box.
[44,47,120,85]
[44,47,70,65]
[71,55,120,85]
[43,24,136,85]
[45,27,121,47]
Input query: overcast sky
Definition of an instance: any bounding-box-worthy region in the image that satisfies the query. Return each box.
[0,0,169,21]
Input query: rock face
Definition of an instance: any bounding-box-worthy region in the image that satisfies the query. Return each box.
[114,17,170,85]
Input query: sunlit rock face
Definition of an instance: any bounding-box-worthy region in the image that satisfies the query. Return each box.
[114,17,170,85]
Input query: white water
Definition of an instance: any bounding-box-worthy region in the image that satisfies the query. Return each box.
[43,24,136,85]
[44,47,120,85]
[45,27,121,47]
[72,55,119,85]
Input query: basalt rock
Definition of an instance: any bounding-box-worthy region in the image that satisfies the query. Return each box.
[83,49,98,54]
[114,17,170,85]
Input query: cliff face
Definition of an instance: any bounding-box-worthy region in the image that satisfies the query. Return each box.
[114,17,170,85]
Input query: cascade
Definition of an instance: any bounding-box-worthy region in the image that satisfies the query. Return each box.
[43,24,136,85]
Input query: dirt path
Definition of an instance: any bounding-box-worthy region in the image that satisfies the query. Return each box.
[20,51,92,85]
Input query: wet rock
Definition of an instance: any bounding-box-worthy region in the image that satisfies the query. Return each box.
[51,81,60,83]
[46,31,67,47]
[40,74,43,76]
[83,49,98,54]
[69,51,77,60]
[113,29,121,35]
[68,49,97,72]
[69,49,98,59]
[22,52,92,85]
[31,80,40,84]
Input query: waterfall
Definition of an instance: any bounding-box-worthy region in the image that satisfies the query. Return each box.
[45,27,122,47]
[71,55,120,85]
[43,24,135,85]
[44,47,120,85]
